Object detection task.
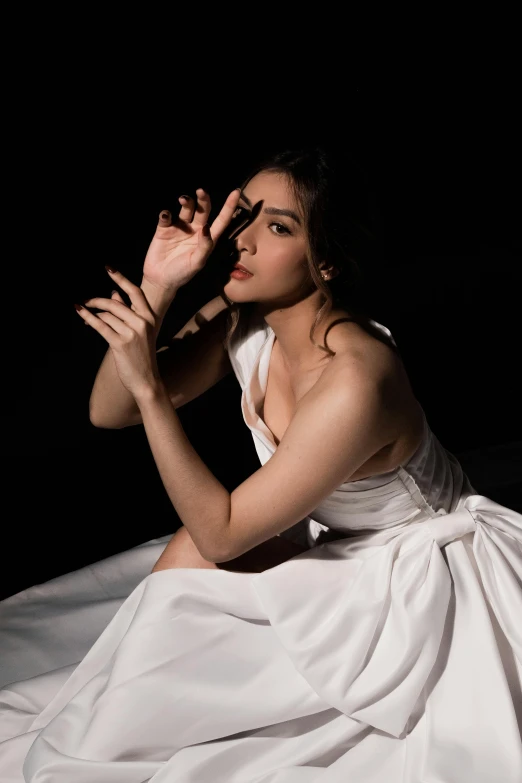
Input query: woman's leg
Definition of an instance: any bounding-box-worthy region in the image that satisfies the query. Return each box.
[151,527,308,574]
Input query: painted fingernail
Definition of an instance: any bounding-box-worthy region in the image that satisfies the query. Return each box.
[111,290,118,296]
[179,195,190,201]
[74,303,83,311]
[160,211,170,219]
[105,265,117,273]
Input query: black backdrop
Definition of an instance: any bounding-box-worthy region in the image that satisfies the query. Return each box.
[7,95,521,600]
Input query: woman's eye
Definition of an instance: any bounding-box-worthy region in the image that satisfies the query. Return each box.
[270,222,290,236]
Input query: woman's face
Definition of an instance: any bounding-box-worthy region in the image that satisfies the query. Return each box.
[223,171,313,306]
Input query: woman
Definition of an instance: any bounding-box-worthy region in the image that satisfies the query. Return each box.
[1,148,521,781]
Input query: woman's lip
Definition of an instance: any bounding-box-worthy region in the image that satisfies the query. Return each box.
[234,265,253,274]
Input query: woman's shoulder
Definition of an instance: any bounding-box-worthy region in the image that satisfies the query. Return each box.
[319,312,420,417]
[317,312,424,457]
[322,311,400,379]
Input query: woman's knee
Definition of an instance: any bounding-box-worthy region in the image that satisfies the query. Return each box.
[151,527,218,573]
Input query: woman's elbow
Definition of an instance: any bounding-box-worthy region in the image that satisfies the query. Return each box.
[89,404,125,430]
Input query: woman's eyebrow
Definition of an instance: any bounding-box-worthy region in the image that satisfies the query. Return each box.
[239,194,301,225]
[264,207,301,225]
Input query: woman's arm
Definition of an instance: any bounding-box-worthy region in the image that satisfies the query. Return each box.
[88,187,240,429]
[89,279,175,428]
[135,382,232,562]
[133,356,393,564]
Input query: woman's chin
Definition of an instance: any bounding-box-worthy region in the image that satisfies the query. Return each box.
[223,279,255,301]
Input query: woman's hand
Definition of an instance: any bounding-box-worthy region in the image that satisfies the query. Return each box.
[142,187,242,294]
[76,268,164,401]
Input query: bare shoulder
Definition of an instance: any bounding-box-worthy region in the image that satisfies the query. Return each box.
[264,313,426,484]
[320,316,402,390]
[311,315,423,443]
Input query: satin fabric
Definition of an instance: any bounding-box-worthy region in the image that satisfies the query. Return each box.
[1,313,521,782]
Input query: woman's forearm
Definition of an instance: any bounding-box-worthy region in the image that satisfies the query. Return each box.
[88,279,177,428]
[135,381,231,562]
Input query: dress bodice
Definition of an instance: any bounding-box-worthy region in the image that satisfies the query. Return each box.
[226,309,476,548]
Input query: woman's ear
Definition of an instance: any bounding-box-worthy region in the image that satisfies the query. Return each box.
[319,263,339,281]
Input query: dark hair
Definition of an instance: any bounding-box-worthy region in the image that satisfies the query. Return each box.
[219,147,396,357]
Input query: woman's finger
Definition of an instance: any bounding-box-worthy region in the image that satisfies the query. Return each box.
[82,296,153,329]
[103,266,153,318]
[188,223,214,270]
[111,287,142,314]
[158,210,172,228]
[74,304,121,345]
[209,188,242,241]
[191,188,212,227]
[177,194,195,223]
[93,310,136,338]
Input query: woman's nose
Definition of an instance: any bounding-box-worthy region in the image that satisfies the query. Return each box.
[235,219,257,253]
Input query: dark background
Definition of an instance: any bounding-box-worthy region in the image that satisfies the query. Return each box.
[6,92,521,600]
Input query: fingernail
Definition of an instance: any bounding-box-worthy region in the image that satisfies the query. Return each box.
[105,265,117,273]
[179,195,190,201]
[161,211,170,219]
[202,224,210,237]
[111,289,118,296]
[74,303,83,311]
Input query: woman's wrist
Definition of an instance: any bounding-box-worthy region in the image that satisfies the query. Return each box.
[140,277,178,319]
[134,377,170,408]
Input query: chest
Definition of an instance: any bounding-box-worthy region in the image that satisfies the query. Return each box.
[260,357,319,448]
[259,344,422,483]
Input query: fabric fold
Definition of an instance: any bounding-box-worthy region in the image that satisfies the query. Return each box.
[252,494,522,739]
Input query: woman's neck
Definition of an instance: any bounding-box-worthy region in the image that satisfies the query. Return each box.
[257,299,354,374]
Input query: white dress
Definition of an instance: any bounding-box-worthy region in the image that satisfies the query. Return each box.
[1,312,521,782]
